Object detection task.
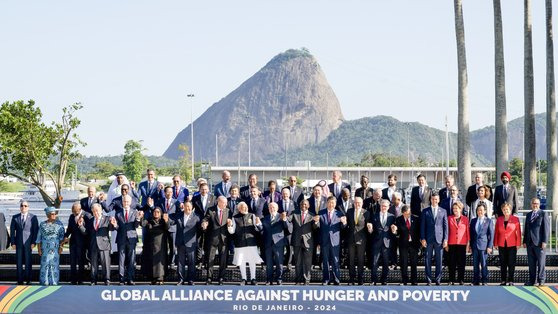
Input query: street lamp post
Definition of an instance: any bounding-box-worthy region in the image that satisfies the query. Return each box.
[187,94,195,183]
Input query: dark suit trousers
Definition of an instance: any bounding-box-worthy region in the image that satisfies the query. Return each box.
[448,244,466,283]
[321,245,340,284]
[70,243,86,283]
[166,231,177,268]
[527,244,546,284]
[499,246,517,282]
[294,246,312,283]
[399,244,419,284]
[348,243,366,283]
[198,231,206,264]
[177,245,196,282]
[265,244,284,282]
[118,242,137,282]
[371,245,390,283]
[91,248,111,283]
[207,242,227,280]
[425,242,443,283]
[16,245,33,284]
[472,247,488,284]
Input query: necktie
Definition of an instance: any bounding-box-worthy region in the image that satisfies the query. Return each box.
[336,184,340,197]
[219,209,223,225]
[503,186,508,200]
[202,196,206,210]
[531,211,539,223]
[328,211,332,224]
[381,214,385,227]
[184,214,189,227]
[166,200,170,211]
[175,187,179,199]
[125,209,128,222]
[406,218,411,240]
[22,215,26,226]
[355,209,359,222]
[477,218,482,234]
[271,214,276,223]
[95,219,100,231]
[89,198,93,208]
[316,198,321,210]
[148,181,152,192]
[302,211,306,223]
[252,199,256,212]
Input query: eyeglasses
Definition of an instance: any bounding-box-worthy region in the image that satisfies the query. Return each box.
[122,188,129,191]
[20,204,28,207]
[173,180,179,183]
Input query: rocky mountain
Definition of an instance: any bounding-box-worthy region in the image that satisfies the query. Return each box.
[163,49,344,164]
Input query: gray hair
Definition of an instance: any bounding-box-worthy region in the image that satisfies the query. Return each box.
[380,199,391,206]
[392,192,402,200]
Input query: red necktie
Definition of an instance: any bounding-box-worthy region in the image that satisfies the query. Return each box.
[219,209,223,225]
[125,210,128,222]
[95,219,100,231]
[302,212,306,223]
[166,200,170,211]
[175,188,178,199]
[406,218,411,241]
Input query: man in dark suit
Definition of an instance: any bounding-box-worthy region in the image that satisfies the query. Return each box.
[315,196,347,285]
[523,198,550,286]
[240,173,259,202]
[394,205,420,285]
[10,201,39,285]
[138,169,160,207]
[158,186,181,271]
[336,188,353,215]
[438,175,455,204]
[262,203,292,285]
[201,196,230,285]
[171,175,189,204]
[79,203,117,285]
[247,186,267,218]
[410,174,432,217]
[469,204,494,285]
[364,188,382,215]
[289,200,318,285]
[355,175,374,200]
[64,201,92,285]
[287,176,305,209]
[308,185,327,215]
[277,187,296,269]
[388,191,404,268]
[493,171,519,216]
[420,192,448,285]
[466,172,493,208]
[192,183,216,218]
[109,184,140,212]
[440,185,465,217]
[214,170,233,198]
[227,185,242,216]
[346,197,371,285]
[370,199,396,285]
[171,201,200,285]
[382,174,406,204]
[114,195,142,285]
[328,170,351,202]
[80,186,109,214]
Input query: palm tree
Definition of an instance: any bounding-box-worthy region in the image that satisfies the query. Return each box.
[454,0,471,195]
[494,0,508,180]
[524,0,537,209]
[546,0,558,216]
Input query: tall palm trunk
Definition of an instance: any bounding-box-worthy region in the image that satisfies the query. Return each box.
[454,0,471,194]
[546,0,558,216]
[494,0,508,179]
[524,0,537,208]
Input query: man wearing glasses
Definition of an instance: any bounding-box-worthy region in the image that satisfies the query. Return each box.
[523,198,550,286]
[441,185,465,217]
[286,176,304,209]
[10,201,39,285]
[138,169,161,207]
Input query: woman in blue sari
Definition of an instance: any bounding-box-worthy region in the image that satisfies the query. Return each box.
[36,207,65,285]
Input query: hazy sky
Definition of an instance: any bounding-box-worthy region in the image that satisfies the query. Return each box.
[0,1,555,157]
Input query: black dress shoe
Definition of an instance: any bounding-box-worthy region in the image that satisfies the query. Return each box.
[251,279,257,286]
[508,282,514,286]
[538,282,545,286]
[240,280,246,286]
[119,282,125,286]
[128,281,136,286]
[71,281,78,285]
[78,281,84,285]
[322,281,328,286]
[481,283,487,286]
[218,279,224,285]
[524,282,534,286]
[333,281,340,286]
[381,282,387,286]
[304,282,309,286]
[25,281,31,285]
[277,280,282,286]
[358,281,364,286]
[104,281,110,286]
[411,283,418,286]
[206,279,212,285]
[188,281,194,286]
[459,281,464,286]
[90,282,97,286]
[500,282,507,286]
[426,282,431,286]
[265,281,271,286]
[435,282,441,286]
[177,281,184,286]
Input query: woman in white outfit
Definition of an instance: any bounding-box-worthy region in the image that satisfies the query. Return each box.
[470,185,494,219]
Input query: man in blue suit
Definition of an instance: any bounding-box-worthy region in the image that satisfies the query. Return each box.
[214,170,233,198]
[420,192,448,285]
[469,203,494,285]
[64,201,92,285]
[171,201,200,285]
[114,195,142,285]
[523,197,550,286]
[138,169,160,207]
[171,175,189,204]
[10,201,39,285]
[315,196,347,285]
[262,202,292,285]
[370,199,396,285]
[440,185,465,217]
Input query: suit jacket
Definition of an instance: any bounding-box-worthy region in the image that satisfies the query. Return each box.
[114,208,140,246]
[247,197,268,218]
[440,196,465,217]
[9,213,39,248]
[240,185,257,202]
[277,199,296,215]
[109,195,140,212]
[466,184,493,207]
[307,195,327,215]
[316,209,346,248]
[65,211,93,248]
[336,198,354,215]
[289,210,317,249]
[364,198,380,215]
[448,215,470,245]
[345,207,370,246]
[420,206,448,245]
[328,182,351,200]
[214,181,233,198]
[523,210,550,247]
[370,212,396,248]
[0,213,9,250]
[203,205,230,246]
[263,190,282,204]
[171,212,200,249]
[79,216,114,251]
[493,184,519,216]
[395,215,421,248]
[382,187,406,204]
[171,185,189,204]
[138,180,160,206]
[227,197,242,216]
[410,186,432,216]
[388,204,404,218]
[80,197,109,214]
[286,185,305,209]
[438,187,452,203]
[262,214,292,248]
[470,217,494,250]
[157,197,180,232]
[494,215,521,247]
[355,187,374,200]
[192,194,216,218]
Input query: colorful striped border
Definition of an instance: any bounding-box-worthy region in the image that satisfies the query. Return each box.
[504,286,558,314]
[0,285,60,313]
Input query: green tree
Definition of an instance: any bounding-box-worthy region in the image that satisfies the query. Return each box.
[177,144,192,183]
[509,157,523,188]
[122,140,148,182]
[0,100,84,208]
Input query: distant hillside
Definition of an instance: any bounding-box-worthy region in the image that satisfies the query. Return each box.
[76,155,177,175]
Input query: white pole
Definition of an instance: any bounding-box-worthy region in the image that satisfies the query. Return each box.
[445,115,450,176]
[187,94,195,183]
[215,134,218,167]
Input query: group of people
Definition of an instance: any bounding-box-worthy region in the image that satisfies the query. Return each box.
[4,169,551,287]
